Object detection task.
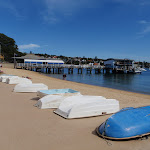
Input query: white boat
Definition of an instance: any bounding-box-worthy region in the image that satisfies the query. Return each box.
[0,75,17,82]
[134,68,142,74]
[14,83,48,92]
[137,67,146,72]
[6,76,32,84]
[37,88,80,98]
[35,95,67,109]
[35,94,105,109]
[54,95,119,119]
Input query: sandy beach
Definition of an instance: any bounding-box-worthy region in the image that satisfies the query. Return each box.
[1,64,150,150]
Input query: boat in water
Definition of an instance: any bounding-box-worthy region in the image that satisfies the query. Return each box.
[96,106,150,140]
[37,88,80,98]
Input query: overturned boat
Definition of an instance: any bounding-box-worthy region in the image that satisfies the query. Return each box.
[54,95,119,119]
[6,76,32,84]
[96,106,150,140]
[0,75,17,82]
[14,83,48,92]
[37,88,80,98]
[35,89,81,109]
[35,95,67,109]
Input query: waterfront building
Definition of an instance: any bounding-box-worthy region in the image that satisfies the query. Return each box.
[104,58,134,73]
[13,54,64,68]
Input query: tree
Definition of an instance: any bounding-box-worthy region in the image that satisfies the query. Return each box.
[0,33,25,62]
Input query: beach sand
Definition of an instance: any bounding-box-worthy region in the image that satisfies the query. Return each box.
[1,64,150,150]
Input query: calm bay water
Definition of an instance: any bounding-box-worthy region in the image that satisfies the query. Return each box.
[44,68,150,95]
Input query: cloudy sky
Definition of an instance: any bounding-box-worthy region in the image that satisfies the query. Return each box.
[0,0,150,61]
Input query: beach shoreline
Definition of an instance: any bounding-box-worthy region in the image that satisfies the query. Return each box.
[1,64,150,150]
[44,72,150,96]
[2,63,150,97]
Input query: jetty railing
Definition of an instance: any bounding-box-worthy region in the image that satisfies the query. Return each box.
[17,63,103,69]
[16,63,140,74]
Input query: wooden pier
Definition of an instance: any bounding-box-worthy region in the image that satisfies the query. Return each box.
[16,63,104,74]
[16,63,139,74]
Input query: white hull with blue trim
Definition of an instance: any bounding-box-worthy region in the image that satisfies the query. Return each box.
[37,88,80,98]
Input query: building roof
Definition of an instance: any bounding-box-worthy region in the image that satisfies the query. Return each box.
[13,54,61,60]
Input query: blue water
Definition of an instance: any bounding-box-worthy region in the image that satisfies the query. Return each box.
[44,68,150,95]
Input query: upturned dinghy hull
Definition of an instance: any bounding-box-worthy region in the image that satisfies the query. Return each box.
[96,106,150,140]
[35,91,81,109]
[14,83,48,92]
[37,88,80,98]
[6,77,32,84]
[0,75,17,82]
[54,95,119,119]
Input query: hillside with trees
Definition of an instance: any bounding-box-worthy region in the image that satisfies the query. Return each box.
[0,33,25,62]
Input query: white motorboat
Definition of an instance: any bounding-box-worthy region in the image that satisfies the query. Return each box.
[14,83,48,92]
[54,95,119,119]
[137,67,146,72]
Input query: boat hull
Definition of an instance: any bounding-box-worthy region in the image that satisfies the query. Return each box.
[37,88,80,98]
[96,106,150,140]
[54,95,119,119]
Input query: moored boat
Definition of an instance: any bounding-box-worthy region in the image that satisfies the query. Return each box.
[96,106,150,140]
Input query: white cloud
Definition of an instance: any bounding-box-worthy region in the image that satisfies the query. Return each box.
[137,20,150,37]
[42,0,99,23]
[19,44,40,50]
[0,0,23,18]
[42,0,148,24]
[140,0,150,6]
[138,20,148,24]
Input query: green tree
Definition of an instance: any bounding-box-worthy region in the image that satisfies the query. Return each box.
[0,33,25,62]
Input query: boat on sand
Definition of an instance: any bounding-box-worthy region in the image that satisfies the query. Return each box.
[0,75,17,82]
[14,83,48,92]
[54,95,119,119]
[37,88,80,98]
[35,95,67,109]
[6,76,32,84]
[96,106,150,140]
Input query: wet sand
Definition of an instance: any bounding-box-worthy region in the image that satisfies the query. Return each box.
[1,65,150,150]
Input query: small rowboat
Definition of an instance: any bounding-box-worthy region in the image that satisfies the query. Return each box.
[37,88,80,98]
[6,76,32,84]
[96,106,150,140]
[54,95,119,119]
[14,83,48,93]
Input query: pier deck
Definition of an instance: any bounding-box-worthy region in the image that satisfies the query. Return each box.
[16,63,139,74]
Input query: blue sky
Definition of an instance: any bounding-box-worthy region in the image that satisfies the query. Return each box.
[0,0,150,62]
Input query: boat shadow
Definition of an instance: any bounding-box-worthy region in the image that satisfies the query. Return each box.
[30,97,40,101]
